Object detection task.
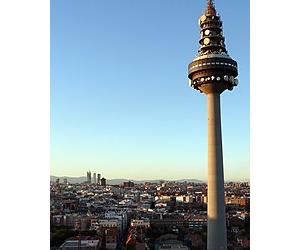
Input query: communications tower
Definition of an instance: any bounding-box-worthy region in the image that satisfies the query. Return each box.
[187,1,238,249]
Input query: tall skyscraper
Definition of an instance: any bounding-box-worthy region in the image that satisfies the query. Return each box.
[87,171,92,184]
[97,174,101,184]
[93,172,96,184]
[188,1,238,249]
[101,177,106,187]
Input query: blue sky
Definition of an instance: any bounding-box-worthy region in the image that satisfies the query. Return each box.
[51,0,249,181]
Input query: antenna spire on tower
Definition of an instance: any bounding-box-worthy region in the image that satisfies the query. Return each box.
[206,0,216,16]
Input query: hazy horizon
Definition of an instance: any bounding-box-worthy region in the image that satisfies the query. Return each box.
[50,174,249,182]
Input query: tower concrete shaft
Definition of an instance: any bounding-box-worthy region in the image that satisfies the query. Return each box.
[207,93,227,250]
[188,1,238,249]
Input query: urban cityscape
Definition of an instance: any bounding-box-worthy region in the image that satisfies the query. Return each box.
[51,0,249,249]
[50,172,250,249]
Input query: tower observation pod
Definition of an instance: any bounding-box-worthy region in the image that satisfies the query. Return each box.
[187,1,238,249]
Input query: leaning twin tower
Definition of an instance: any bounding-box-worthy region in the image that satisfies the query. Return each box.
[187,1,238,249]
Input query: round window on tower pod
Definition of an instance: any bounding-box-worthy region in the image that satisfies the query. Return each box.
[199,15,206,26]
[200,15,206,22]
[204,38,210,45]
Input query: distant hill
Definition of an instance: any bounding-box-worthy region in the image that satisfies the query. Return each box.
[50,176,87,184]
[50,176,204,185]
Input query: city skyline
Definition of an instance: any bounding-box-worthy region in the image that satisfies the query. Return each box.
[51,0,249,181]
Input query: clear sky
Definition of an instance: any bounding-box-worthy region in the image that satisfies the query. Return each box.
[50,0,249,181]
